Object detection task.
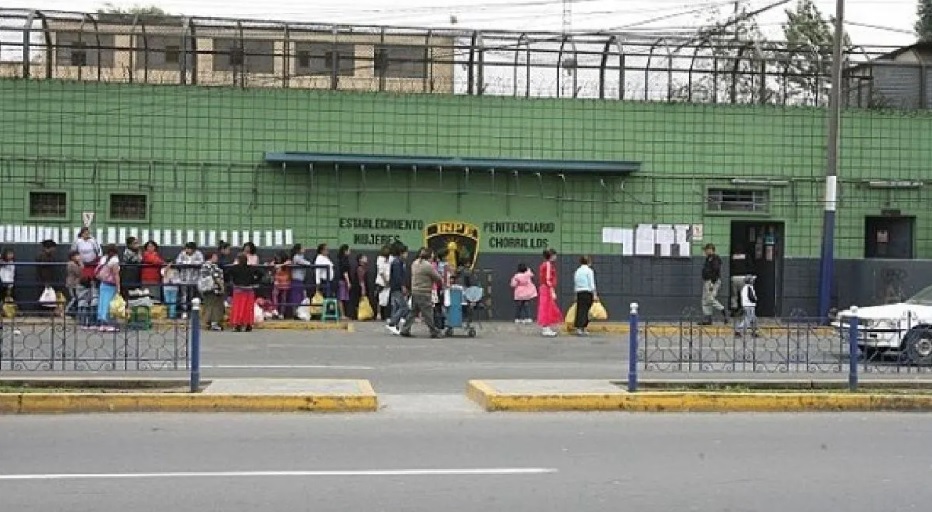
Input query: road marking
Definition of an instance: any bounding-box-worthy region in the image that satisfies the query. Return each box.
[0,468,558,481]
[203,365,375,370]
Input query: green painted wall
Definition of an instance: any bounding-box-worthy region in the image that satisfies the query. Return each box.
[1,79,931,258]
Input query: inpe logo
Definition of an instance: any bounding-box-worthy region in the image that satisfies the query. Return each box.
[424,221,480,269]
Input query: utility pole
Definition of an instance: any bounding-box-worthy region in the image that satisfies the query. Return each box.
[817,0,846,321]
[562,0,572,35]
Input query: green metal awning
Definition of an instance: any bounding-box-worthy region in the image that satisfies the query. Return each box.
[263,152,640,175]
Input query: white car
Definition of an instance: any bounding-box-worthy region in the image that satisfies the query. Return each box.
[834,285,932,364]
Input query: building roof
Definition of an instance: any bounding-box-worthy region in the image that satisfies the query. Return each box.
[868,41,932,63]
[263,152,641,175]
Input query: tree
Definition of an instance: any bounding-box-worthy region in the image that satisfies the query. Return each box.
[97,3,168,16]
[670,5,777,105]
[781,0,851,106]
[918,0,932,42]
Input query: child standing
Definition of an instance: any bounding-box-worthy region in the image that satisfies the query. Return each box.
[735,275,759,337]
[510,263,537,324]
[161,263,181,320]
[271,252,292,318]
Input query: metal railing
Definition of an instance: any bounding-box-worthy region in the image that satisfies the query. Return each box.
[0,299,190,372]
[626,303,932,392]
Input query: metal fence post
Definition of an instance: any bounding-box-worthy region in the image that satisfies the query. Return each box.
[628,302,639,393]
[848,306,858,392]
[190,298,201,393]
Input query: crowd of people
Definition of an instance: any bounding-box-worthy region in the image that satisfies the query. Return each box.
[1,227,603,337]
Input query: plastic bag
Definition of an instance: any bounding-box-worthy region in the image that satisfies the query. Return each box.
[310,291,324,317]
[378,288,390,307]
[2,297,16,319]
[590,300,608,321]
[295,298,312,321]
[109,295,128,320]
[357,297,374,321]
[150,304,168,320]
[254,304,265,324]
[39,286,57,307]
[564,303,577,326]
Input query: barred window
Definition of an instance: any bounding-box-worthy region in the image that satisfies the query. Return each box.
[55,32,115,68]
[706,188,769,213]
[110,194,148,221]
[374,45,426,78]
[29,191,68,219]
[295,43,356,76]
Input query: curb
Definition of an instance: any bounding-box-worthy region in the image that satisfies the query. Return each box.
[0,382,378,414]
[466,380,932,413]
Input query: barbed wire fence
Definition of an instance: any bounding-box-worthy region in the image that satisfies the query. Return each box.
[0,8,905,107]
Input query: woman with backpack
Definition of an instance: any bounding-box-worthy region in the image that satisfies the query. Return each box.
[95,244,121,332]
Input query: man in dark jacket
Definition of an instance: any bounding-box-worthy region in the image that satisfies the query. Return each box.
[701,243,727,325]
[386,245,409,334]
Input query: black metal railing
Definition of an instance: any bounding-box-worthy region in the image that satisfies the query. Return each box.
[624,304,932,393]
[0,302,189,371]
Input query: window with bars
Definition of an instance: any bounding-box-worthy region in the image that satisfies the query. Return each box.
[212,39,274,73]
[28,191,68,219]
[294,43,356,76]
[70,42,88,66]
[706,188,769,213]
[109,193,148,221]
[54,32,115,67]
[373,45,427,78]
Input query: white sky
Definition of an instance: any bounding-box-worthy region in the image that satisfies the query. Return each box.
[1,0,920,47]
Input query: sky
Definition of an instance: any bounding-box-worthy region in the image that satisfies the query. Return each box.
[0,0,921,48]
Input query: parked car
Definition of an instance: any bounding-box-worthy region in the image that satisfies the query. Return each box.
[834,285,932,364]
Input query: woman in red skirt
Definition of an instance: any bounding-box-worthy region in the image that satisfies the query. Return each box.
[537,249,562,337]
[228,253,263,332]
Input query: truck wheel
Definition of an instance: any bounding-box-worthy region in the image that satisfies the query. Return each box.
[903,328,932,365]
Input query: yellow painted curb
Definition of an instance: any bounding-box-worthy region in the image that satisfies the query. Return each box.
[255,321,350,331]
[0,392,377,414]
[466,380,932,413]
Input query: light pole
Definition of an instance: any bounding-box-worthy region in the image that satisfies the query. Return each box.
[817,0,846,321]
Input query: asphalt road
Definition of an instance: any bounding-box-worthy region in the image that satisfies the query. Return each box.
[1,412,930,512]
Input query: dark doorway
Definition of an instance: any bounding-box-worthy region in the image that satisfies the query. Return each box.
[729,221,785,317]
[865,216,915,259]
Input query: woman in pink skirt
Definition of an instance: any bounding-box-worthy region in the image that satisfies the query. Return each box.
[537,249,562,337]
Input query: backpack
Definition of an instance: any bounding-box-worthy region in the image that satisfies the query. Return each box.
[95,258,116,284]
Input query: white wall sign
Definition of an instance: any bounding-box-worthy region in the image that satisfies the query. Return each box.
[82,212,95,227]
[603,224,699,258]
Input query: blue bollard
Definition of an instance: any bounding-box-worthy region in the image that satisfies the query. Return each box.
[848,306,859,392]
[628,302,639,393]
[190,298,201,393]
